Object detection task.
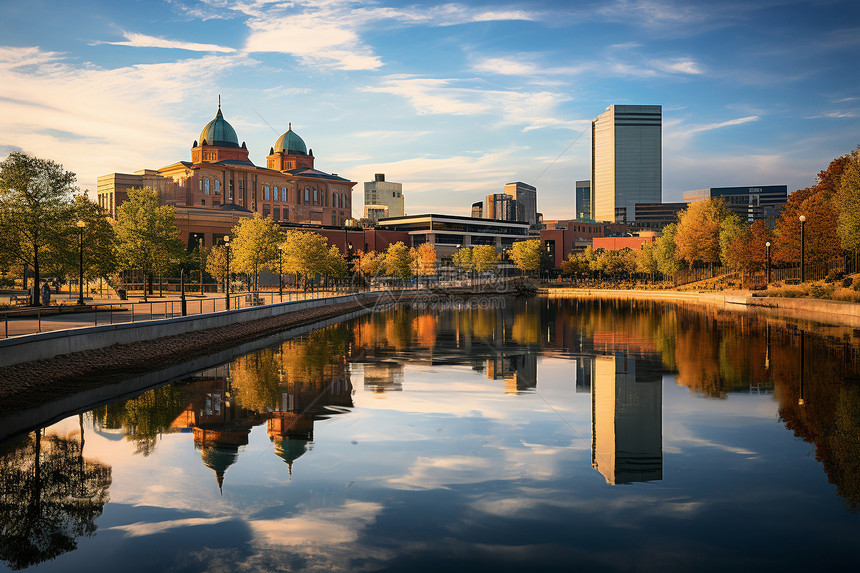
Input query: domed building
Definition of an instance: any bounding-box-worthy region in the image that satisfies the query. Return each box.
[97,101,357,248]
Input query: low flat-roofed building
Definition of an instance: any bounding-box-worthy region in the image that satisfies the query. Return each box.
[683,185,787,224]
[376,214,530,260]
[633,202,687,230]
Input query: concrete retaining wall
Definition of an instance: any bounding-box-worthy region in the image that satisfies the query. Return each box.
[0,293,376,368]
[538,288,860,328]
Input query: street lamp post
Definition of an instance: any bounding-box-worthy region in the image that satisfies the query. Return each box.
[799,215,806,282]
[765,241,771,284]
[224,235,231,310]
[198,237,204,294]
[278,244,284,302]
[180,265,187,316]
[76,220,86,306]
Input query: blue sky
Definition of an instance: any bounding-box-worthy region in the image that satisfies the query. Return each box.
[1,0,858,218]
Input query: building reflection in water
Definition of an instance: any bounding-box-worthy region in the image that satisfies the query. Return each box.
[359,361,404,393]
[485,352,537,395]
[591,353,663,485]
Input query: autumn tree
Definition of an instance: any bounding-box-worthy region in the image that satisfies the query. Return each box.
[356,250,386,279]
[509,239,541,276]
[410,243,437,276]
[451,247,473,273]
[719,214,750,272]
[674,199,734,268]
[281,230,334,289]
[835,148,860,254]
[471,245,499,273]
[635,241,660,279]
[0,152,77,304]
[385,241,413,281]
[115,187,183,299]
[230,214,282,292]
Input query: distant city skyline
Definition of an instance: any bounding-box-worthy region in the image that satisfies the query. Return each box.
[1,0,858,219]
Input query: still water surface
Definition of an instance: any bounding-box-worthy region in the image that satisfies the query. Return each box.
[1,298,859,572]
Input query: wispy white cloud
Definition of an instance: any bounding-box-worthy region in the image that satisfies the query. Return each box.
[0,45,249,191]
[472,52,704,81]
[668,115,759,141]
[183,0,540,70]
[95,31,236,53]
[362,75,585,132]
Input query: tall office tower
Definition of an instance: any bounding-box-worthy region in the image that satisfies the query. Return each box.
[471,201,483,218]
[484,193,520,221]
[575,180,591,220]
[591,105,662,223]
[503,182,537,226]
[363,173,404,222]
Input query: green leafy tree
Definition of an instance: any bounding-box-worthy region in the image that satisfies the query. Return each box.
[385,241,413,281]
[206,244,230,292]
[0,152,77,304]
[655,223,683,276]
[281,230,334,288]
[115,187,183,299]
[324,245,348,279]
[230,214,282,291]
[356,250,385,279]
[509,239,541,276]
[635,241,660,279]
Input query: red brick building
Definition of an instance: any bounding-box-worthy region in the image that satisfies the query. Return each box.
[98,102,357,248]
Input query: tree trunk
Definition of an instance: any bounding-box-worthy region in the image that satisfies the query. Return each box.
[32,243,40,306]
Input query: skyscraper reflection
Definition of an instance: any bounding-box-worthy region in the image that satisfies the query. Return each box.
[591,353,662,485]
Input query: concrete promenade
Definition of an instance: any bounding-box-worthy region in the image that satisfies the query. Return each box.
[538,287,860,328]
[0,290,383,368]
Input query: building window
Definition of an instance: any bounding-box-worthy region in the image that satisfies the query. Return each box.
[283,206,289,220]
[229,180,234,200]
[214,179,221,195]
[201,199,206,206]
[238,180,244,191]
[274,207,280,221]
[262,204,271,218]
[304,187,310,203]
[199,179,203,192]
[204,179,210,194]
[274,187,279,201]
[264,186,270,200]
[313,187,318,204]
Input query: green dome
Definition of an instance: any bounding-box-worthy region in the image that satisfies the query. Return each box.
[199,106,239,148]
[274,124,308,155]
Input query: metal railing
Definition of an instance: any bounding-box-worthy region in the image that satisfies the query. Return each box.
[0,285,363,340]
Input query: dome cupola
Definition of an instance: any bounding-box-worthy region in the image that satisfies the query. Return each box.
[274,123,308,155]
[199,102,240,148]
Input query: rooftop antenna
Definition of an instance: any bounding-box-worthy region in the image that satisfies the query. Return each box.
[218,94,221,109]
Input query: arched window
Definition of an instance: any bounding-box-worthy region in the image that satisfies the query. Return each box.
[204,179,210,194]
[214,179,221,195]
[199,179,203,192]
[313,187,318,204]
[274,186,279,201]
[332,191,338,208]
[304,186,310,203]
[264,186,270,200]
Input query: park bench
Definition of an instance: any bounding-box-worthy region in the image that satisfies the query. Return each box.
[12,294,30,306]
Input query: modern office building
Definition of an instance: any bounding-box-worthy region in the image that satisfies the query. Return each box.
[591,105,662,223]
[591,353,662,485]
[363,173,404,221]
[376,214,530,260]
[484,193,522,222]
[683,185,787,224]
[575,180,591,220]
[504,182,537,226]
[471,201,483,218]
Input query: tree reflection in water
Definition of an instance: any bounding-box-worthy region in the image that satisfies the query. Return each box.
[0,419,111,570]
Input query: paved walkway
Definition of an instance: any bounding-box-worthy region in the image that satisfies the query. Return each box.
[1,289,344,339]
